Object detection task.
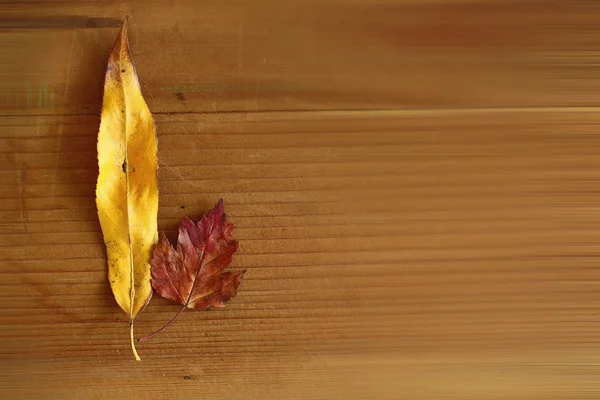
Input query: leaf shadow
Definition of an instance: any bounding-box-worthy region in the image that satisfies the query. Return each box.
[21,27,124,324]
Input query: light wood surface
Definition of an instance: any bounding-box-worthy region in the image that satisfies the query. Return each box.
[1,1,600,399]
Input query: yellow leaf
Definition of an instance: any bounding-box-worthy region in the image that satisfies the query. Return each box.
[96,19,158,361]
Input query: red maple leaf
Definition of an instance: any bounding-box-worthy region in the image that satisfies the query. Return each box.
[142,199,246,340]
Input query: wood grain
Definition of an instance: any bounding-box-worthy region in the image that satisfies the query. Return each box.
[1,1,600,399]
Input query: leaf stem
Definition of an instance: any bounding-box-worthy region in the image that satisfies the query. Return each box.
[130,321,141,361]
[139,306,186,342]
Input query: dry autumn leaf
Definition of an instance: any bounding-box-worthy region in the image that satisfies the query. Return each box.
[96,19,158,361]
[142,199,246,340]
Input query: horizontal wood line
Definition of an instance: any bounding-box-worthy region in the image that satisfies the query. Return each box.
[1,254,596,271]
[4,259,595,275]
[0,347,391,359]
[0,316,396,328]
[0,212,588,228]
[3,171,594,186]
[1,218,591,233]
[0,318,393,333]
[4,128,590,139]
[0,233,599,245]
[1,295,596,307]
[0,221,393,236]
[0,314,408,324]
[0,332,596,350]
[4,146,598,156]
[0,338,403,349]
[0,331,403,344]
[0,347,400,360]
[0,160,593,173]
[6,242,598,261]
[3,302,597,315]
[0,332,597,351]
[2,287,596,299]
[1,343,591,359]
[0,327,395,338]
[0,250,598,268]
[0,234,427,248]
[1,206,595,220]
[0,143,429,155]
[3,174,593,189]
[0,345,586,363]
[2,136,586,146]
[3,158,595,171]
[2,272,594,288]
[1,336,595,349]
[8,320,600,334]
[3,312,598,331]
[1,226,596,246]
[0,305,408,316]
[4,317,599,331]
[6,189,599,206]
[2,287,597,300]
[5,172,407,186]
[0,157,592,172]
[4,199,397,210]
[3,105,600,119]
[2,228,592,248]
[7,185,592,201]
[4,130,597,141]
[6,126,570,138]
[0,331,594,341]
[0,202,551,214]
[0,311,405,324]
[0,207,588,219]
[4,289,598,302]
[0,330,595,346]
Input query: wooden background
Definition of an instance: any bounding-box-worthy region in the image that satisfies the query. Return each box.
[1,1,600,398]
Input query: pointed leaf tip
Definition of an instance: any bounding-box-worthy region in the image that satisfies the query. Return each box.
[117,17,128,44]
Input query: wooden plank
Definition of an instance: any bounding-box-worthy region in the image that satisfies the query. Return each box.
[1,0,600,399]
[2,1,600,115]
